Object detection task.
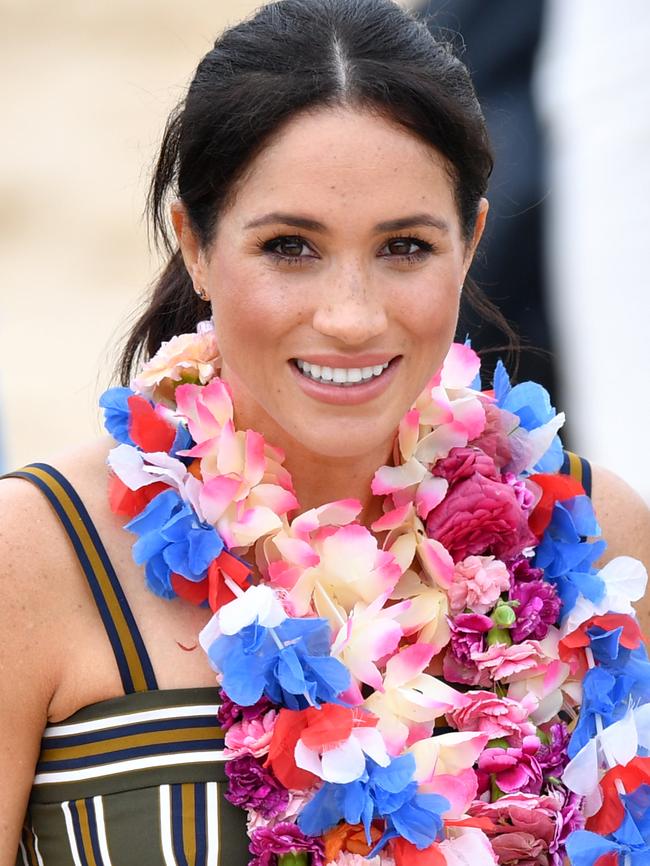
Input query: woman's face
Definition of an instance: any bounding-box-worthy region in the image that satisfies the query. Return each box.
[174,106,486,460]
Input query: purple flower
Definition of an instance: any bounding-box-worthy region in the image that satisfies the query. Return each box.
[249,822,325,866]
[218,692,275,732]
[225,755,289,818]
[537,723,570,780]
[553,790,584,864]
[508,555,545,584]
[510,579,561,642]
[448,613,493,666]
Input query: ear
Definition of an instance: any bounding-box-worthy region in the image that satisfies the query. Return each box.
[463,197,489,273]
[170,200,208,288]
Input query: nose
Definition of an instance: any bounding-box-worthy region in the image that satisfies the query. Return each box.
[311,262,388,346]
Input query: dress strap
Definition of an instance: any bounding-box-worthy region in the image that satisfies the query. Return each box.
[559,449,593,498]
[3,463,158,694]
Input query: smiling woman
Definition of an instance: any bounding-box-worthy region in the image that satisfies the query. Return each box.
[1,1,649,865]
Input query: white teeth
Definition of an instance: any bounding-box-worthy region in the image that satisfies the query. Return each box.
[295,359,391,386]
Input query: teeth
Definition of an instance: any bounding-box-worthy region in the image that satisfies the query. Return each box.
[295,359,390,386]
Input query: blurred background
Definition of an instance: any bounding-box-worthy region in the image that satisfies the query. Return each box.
[1,0,648,500]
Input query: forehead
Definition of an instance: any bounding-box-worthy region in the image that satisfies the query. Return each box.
[224,106,459,232]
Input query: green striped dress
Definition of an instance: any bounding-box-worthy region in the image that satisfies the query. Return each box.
[7,464,249,866]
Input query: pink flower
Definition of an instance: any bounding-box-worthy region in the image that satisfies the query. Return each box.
[477,735,542,794]
[443,613,493,687]
[132,319,220,403]
[470,401,514,469]
[448,555,511,614]
[468,791,580,866]
[425,472,536,563]
[503,472,537,512]
[472,639,549,682]
[433,446,500,485]
[446,691,538,744]
[225,708,278,758]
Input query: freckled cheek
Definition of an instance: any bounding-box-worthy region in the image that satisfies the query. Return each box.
[208,263,301,372]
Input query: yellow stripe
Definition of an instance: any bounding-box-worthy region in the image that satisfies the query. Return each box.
[181,784,197,863]
[567,451,583,486]
[77,800,99,866]
[42,726,221,761]
[24,467,148,691]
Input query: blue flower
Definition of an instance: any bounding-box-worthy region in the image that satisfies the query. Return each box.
[170,423,193,460]
[533,496,607,614]
[297,754,448,850]
[566,786,650,866]
[99,387,139,446]
[125,488,224,598]
[492,360,563,473]
[568,643,650,758]
[206,617,350,709]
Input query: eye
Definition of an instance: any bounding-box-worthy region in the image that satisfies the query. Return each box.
[259,234,316,264]
[378,236,434,262]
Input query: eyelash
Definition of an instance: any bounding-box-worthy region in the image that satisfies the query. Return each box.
[257,234,436,266]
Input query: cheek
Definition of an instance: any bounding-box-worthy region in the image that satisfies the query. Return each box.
[401,275,461,371]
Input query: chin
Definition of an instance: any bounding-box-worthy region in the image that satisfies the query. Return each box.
[288,416,397,462]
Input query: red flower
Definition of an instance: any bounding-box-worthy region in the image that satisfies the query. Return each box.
[170,549,250,609]
[426,472,536,562]
[108,473,167,517]
[528,472,585,537]
[127,395,176,452]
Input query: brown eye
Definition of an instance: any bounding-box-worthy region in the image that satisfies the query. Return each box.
[386,238,418,256]
[273,236,309,257]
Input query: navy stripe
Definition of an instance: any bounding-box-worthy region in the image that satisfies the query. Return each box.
[580,456,592,498]
[45,715,221,748]
[86,798,105,866]
[38,737,226,771]
[171,785,190,866]
[194,782,207,865]
[69,801,91,866]
[29,464,158,691]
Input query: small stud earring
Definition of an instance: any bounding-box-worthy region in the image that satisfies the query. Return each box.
[194,285,209,302]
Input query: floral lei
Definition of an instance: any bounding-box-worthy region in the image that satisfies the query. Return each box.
[100,319,650,866]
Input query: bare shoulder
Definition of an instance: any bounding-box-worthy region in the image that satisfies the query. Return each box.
[590,464,650,569]
[590,463,650,634]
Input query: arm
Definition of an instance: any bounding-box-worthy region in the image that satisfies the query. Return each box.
[0,480,63,864]
[590,464,650,634]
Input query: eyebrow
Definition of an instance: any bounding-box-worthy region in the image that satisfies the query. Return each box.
[243,211,450,233]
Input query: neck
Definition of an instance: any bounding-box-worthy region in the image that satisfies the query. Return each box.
[225,383,393,527]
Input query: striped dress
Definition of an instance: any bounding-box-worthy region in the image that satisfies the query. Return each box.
[6,464,249,866]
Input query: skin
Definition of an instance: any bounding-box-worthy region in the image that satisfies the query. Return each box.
[0,105,648,862]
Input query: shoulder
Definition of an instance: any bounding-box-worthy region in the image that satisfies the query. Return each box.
[590,463,650,570]
[589,463,650,633]
[0,436,116,696]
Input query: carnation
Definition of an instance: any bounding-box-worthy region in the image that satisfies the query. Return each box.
[225,708,277,758]
[132,319,220,403]
[446,690,538,744]
[249,822,325,866]
[225,755,289,818]
[472,639,550,682]
[448,555,511,615]
[218,693,275,732]
[509,579,561,642]
[432,446,500,485]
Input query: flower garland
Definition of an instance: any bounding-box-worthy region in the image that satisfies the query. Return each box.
[100,319,650,866]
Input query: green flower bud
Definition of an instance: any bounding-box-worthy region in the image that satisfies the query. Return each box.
[279,855,309,866]
[486,626,512,647]
[492,603,517,628]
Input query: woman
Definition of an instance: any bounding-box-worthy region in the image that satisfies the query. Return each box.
[2,1,649,864]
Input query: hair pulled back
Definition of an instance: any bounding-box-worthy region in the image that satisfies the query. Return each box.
[120,0,512,384]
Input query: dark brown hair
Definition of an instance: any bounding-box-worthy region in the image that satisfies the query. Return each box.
[119,0,516,384]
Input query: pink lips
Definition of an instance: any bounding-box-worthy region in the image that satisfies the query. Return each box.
[289,356,402,406]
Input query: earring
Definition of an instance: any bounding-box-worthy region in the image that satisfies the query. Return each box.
[194,285,209,302]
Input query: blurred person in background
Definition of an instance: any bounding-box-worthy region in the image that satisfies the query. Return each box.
[421,0,555,400]
[536,0,650,502]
